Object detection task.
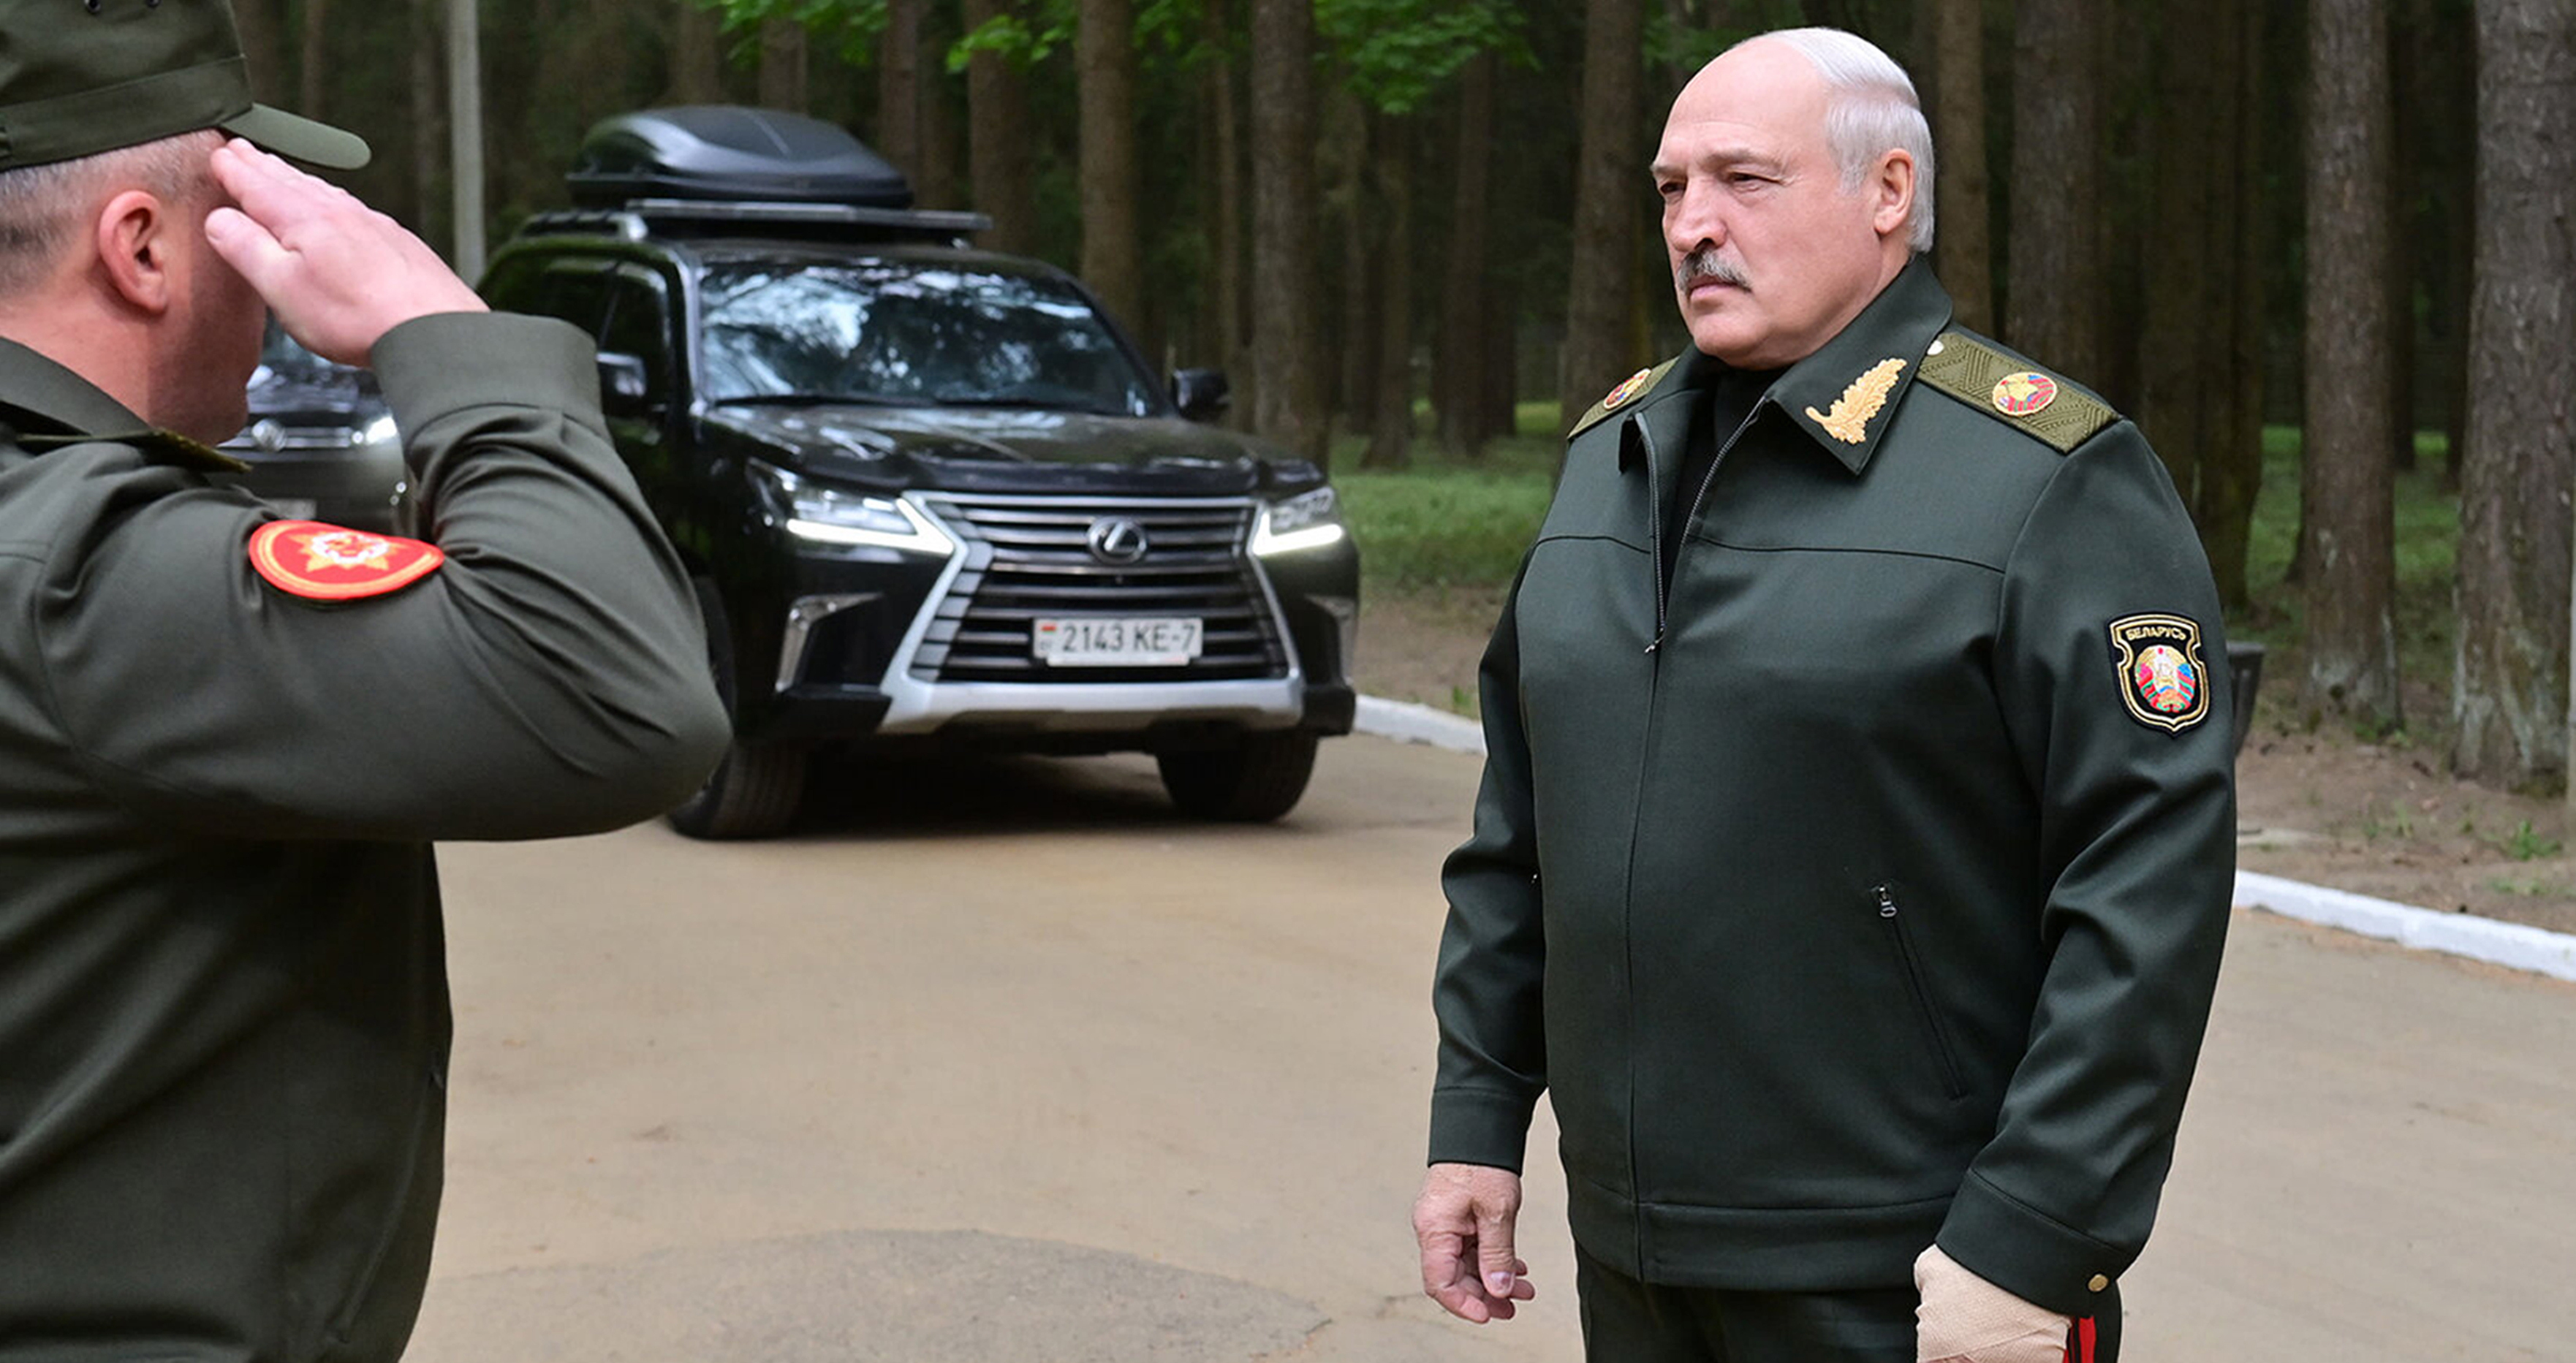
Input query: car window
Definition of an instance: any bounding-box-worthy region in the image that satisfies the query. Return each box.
[697,260,1161,417]
[513,260,617,337]
[600,267,677,403]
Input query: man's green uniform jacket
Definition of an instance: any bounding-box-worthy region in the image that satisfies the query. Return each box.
[0,315,730,1361]
[1429,261,2236,1317]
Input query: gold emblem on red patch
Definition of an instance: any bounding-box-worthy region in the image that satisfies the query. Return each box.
[249,520,444,601]
[1602,368,1654,411]
[1992,371,2059,417]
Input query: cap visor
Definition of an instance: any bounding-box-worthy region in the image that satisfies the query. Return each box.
[220,104,371,170]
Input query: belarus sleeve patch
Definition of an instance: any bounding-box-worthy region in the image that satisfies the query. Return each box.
[249,520,444,601]
[2107,612,2211,732]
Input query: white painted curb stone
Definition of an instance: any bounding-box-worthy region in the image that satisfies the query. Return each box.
[1352,696,1488,756]
[2235,870,2576,984]
[1350,694,2576,985]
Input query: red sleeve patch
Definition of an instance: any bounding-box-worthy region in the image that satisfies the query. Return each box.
[248,520,444,601]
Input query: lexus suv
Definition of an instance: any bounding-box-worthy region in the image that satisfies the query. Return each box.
[478,107,1359,838]
[216,323,406,532]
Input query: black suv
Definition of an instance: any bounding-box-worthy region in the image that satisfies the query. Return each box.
[216,323,406,532]
[479,107,1359,838]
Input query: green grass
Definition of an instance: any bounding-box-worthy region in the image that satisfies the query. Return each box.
[1332,402,1565,591]
[2240,426,2461,712]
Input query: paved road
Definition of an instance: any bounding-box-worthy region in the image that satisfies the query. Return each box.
[406,737,2576,1362]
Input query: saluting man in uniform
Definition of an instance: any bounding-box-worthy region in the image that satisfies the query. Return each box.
[1413,27,2235,1363]
[0,2,730,1359]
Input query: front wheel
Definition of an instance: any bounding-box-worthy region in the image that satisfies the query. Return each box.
[665,580,808,840]
[1156,732,1319,822]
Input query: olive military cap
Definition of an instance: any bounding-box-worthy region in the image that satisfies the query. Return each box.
[0,0,367,170]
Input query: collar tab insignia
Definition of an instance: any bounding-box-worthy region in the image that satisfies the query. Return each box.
[2108,612,2213,733]
[249,520,444,602]
[1804,357,1906,444]
[1993,371,2060,417]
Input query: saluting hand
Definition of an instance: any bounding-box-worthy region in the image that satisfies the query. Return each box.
[1414,1161,1537,1324]
[202,139,487,368]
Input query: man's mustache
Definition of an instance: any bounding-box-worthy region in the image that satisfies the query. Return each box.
[1676,248,1749,289]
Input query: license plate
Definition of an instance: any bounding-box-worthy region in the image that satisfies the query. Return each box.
[1031,617,1203,667]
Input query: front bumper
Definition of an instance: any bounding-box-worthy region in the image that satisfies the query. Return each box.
[734,491,1358,748]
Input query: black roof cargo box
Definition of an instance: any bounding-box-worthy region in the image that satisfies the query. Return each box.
[567,106,914,209]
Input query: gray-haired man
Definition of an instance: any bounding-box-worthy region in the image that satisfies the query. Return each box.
[1412,27,2234,1363]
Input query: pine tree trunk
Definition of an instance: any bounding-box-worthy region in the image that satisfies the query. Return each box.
[299,0,329,124]
[670,1,726,105]
[2454,0,2576,789]
[236,0,286,104]
[1077,0,1144,337]
[2208,0,2269,616]
[409,0,445,243]
[1203,0,1249,420]
[1331,94,1377,435]
[2004,0,2102,379]
[1247,0,1325,464]
[915,2,962,212]
[878,0,925,177]
[1560,0,1644,431]
[1436,52,1496,456]
[963,0,1037,256]
[1928,0,1991,335]
[2388,0,2425,472]
[2138,0,2262,613]
[758,19,807,113]
[1365,123,1414,470]
[2302,0,2403,726]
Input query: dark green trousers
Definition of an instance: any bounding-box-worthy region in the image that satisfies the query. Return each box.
[1573,1245,2121,1363]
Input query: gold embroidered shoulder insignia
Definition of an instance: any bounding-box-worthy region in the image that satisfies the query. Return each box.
[1805,357,1907,445]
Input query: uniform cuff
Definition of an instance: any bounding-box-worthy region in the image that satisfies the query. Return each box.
[371,313,603,438]
[1936,1171,2131,1318]
[1428,1086,1537,1173]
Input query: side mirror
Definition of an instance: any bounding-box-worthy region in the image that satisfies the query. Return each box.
[597,352,652,417]
[1171,368,1230,422]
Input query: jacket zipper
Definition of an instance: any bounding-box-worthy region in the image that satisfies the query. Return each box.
[1645,400,1767,654]
[1875,884,1969,1100]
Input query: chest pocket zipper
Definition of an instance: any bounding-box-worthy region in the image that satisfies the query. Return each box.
[1876,884,1969,1101]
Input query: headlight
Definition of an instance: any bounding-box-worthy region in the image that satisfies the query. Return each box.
[751,462,956,557]
[1252,485,1347,556]
[353,414,399,447]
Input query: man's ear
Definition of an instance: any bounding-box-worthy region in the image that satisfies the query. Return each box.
[1869,149,1917,241]
[94,189,178,315]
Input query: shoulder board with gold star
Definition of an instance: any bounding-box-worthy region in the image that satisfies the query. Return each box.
[1566,357,1680,441]
[249,520,444,603]
[1915,332,2117,455]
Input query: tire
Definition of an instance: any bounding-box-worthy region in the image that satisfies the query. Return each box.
[665,580,808,840]
[1156,731,1319,822]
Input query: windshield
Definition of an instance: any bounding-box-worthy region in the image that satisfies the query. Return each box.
[697,259,1162,417]
[258,321,347,382]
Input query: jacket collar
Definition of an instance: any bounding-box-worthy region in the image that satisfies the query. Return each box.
[1731,255,1953,475]
[0,336,150,439]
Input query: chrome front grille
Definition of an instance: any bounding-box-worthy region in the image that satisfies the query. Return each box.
[909,495,1291,684]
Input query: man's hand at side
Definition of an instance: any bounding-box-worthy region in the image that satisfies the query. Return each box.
[203,139,488,367]
[1914,1245,2072,1363]
[1413,1161,1536,1324]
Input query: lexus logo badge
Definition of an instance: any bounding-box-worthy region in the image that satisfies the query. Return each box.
[1086,517,1151,565]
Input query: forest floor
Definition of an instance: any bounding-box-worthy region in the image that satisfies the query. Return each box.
[1352,585,2576,939]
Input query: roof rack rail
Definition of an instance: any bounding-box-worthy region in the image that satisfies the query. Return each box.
[517,200,993,245]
